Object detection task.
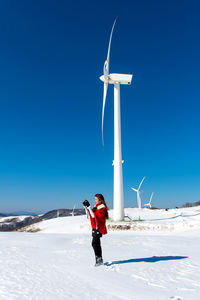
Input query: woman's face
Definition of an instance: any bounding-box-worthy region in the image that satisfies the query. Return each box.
[95,197,101,205]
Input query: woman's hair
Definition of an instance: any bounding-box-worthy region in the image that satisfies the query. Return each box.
[95,193,109,219]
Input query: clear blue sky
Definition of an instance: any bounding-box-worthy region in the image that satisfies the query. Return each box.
[0,0,200,213]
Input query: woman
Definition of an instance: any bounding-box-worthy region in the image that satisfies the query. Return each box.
[83,194,108,266]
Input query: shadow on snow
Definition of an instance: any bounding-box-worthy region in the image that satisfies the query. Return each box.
[105,255,188,266]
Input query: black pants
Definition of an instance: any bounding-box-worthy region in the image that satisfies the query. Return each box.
[92,229,102,258]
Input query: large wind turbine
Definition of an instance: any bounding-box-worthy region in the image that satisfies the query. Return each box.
[144,192,154,208]
[131,176,146,209]
[100,18,133,221]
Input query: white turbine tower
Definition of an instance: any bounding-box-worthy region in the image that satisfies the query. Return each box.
[131,176,146,209]
[144,192,154,208]
[100,18,133,221]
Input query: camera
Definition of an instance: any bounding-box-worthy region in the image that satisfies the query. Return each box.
[83,200,90,207]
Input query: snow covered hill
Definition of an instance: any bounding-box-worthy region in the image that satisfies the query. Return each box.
[21,206,200,233]
[1,207,200,299]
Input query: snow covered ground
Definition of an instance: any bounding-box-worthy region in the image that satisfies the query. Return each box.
[0,207,200,299]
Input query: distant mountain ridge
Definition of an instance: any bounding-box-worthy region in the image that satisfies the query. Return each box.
[0,211,39,217]
[0,208,85,231]
[0,213,7,217]
[182,200,200,208]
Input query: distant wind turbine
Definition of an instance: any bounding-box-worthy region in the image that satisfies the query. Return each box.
[100,17,133,221]
[131,176,146,209]
[144,192,154,208]
[70,205,76,217]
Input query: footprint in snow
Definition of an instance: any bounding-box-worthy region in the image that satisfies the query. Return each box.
[104,261,120,272]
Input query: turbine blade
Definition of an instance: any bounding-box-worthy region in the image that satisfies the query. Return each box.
[102,82,108,147]
[131,187,138,192]
[150,192,154,203]
[138,176,146,190]
[103,17,117,78]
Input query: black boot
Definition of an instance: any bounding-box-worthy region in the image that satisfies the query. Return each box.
[95,256,103,267]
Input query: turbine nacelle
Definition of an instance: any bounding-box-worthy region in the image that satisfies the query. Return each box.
[100,73,133,85]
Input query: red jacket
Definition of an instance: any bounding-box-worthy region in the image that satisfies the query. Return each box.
[88,203,107,235]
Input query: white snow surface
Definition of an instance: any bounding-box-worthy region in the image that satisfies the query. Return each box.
[1,207,200,299]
